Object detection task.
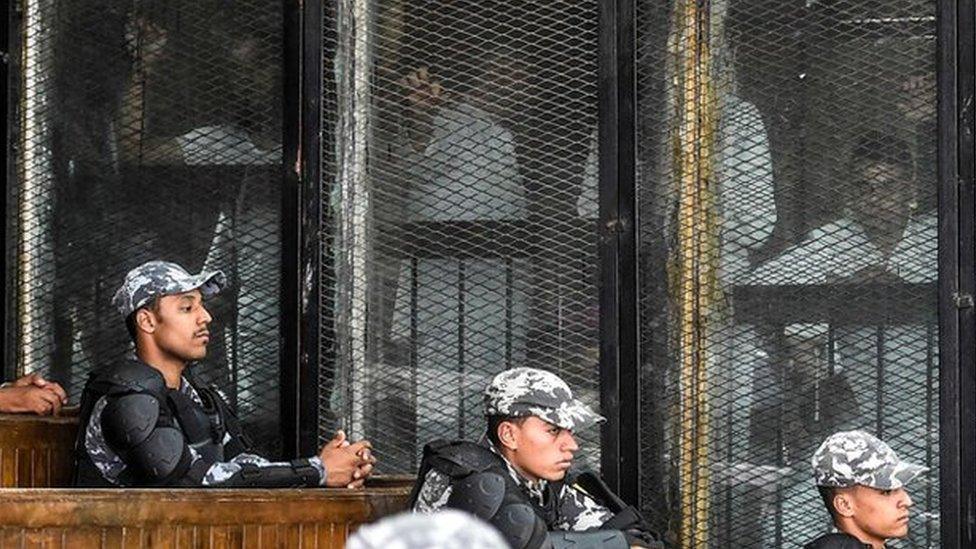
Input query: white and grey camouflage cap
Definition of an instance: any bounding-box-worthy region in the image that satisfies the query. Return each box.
[346,510,508,549]
[112,260,226,317]
[484,367,604,431]
[812,430,927,490]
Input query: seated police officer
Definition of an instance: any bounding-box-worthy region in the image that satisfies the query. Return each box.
[410,367,662,549]
[804,430,925,548]
[74,260,375,487]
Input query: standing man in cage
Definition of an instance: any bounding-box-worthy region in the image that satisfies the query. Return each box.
[73,260,375,488]
[411,367,662,549]
[803,430,924,548]
[376,55,531,454]
[746,132,937,544]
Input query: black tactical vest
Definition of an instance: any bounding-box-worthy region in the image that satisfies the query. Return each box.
[72,358,250,487]
[410,439,563,527]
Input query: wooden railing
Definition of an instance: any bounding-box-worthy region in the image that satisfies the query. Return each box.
[0,413,413,548]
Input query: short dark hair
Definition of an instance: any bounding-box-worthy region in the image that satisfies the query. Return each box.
[125,297,160,343]
[818,485,842,524]
[486,415,528,447]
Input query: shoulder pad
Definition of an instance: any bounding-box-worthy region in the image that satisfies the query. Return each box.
[490,503,550,549]
[425,440,499,477]
[101,393,161,450]
[446,471,506,520]
[130,426,191,481]
[804,533,871,549]
[96,360,167,396]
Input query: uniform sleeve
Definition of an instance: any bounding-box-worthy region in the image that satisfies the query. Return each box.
[554,483,616,531]
[200,453,326,486]
[413,469,454,513]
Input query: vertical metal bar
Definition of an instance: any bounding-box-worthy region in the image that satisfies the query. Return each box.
[598,0,640,503]
[938,0,973,545]
[774,331,784,549]
[505,257,513,369]
[457,260,466,439]
[875,326,884,438]
[410,257,418,469]
[280,0,324,458]
[827,325,835,375]
[1,0,13,382]
[926,318,934,547]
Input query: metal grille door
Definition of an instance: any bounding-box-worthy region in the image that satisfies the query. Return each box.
[11,0,286,456]
[325,0,603,473]
[636,0,938,546]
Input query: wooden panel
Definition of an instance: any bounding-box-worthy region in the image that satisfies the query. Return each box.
[146,526,175,549]
[0,527,24,549]
[102,528,124,549]
[15,451,31,489]
[318,523,347,549]
[0,413,79,488]
[0,448,13,488]
[257,524,278,549]
[62,528,103,549]
[22,528,61,549]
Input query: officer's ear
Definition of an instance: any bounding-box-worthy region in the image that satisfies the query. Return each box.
[135,307,158,335]
[832,488,856,519]
[496,420,520,451]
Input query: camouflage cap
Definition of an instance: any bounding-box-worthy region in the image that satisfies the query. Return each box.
[346,510,508,549]
[484,367,604,431]
[112,260,226,317]
[812,430,927,490]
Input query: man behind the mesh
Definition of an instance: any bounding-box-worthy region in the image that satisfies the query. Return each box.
[410,367,662,549]
[73,260,375,488]
[804,430,925,548]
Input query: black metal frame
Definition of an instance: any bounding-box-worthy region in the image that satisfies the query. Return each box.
[598,0,641,503]
[1,0,11,383]
[938,0,976,546]
[280,0,324,458]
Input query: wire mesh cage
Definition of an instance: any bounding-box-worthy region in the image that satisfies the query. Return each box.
[637,0,938,546]
[324,0,604,473]
[11,0,286,456]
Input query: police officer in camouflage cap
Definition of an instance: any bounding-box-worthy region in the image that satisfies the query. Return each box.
[73,260,376,489]
[410,367,662,549]
[803,430,926,549]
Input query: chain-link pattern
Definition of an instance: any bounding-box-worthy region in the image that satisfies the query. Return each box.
[12,0,285,456]
[637,0,938,546]
[325,0,603,474]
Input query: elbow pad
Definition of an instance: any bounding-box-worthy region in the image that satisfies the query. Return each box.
[218,459,322,488]
[445,473,550,549]
[548,530,629,549]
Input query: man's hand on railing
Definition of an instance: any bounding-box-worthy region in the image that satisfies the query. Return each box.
[319,429,376,489]
[0,373,68,416]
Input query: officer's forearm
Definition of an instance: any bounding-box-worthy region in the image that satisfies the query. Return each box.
[200,458,324,488]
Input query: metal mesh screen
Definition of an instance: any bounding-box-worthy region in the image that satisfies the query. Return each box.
[12,0,285,456]
[324,0,603,473]
[637,0,938,546]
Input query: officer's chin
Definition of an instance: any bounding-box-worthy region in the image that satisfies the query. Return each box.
[544,465,572,482]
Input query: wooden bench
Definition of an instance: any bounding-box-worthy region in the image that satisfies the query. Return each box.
[0,413,414,548]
